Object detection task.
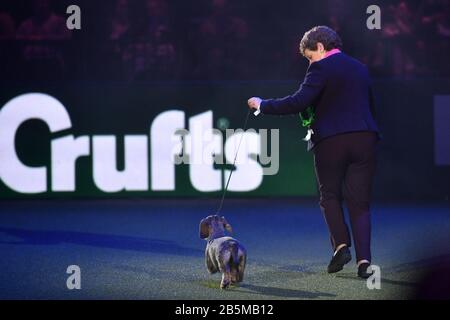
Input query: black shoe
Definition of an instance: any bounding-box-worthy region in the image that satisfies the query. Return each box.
[357,263,373,279]
[327,246,351,273]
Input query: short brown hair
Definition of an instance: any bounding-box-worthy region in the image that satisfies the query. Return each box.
[299,26,343,56]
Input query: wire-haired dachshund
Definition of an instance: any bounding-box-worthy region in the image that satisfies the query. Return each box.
[199,215,247,289]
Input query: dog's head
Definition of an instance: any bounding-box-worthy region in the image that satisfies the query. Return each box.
[199,215,233,239]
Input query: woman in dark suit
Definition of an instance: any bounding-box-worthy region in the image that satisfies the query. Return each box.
[248,26,381,278]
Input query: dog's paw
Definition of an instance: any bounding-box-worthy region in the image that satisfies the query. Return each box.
[220,281,231,290]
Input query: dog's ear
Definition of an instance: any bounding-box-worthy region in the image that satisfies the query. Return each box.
[199,218,210,239]
[221,216,233,234]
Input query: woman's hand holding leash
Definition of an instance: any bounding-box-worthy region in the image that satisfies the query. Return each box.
[247,97,262,116]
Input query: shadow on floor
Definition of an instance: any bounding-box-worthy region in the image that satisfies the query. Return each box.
[388,254,450,273]
[239,283,336,299]
[333,255,450,288]
[335,274,419,288]
[0,227,202,257]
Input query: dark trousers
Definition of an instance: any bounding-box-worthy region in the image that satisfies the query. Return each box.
[313,131,379,262]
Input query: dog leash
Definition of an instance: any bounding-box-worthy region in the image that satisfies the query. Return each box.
[216,108,252,215]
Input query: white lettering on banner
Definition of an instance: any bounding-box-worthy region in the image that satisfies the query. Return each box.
[0,93,277,194]
[150,110,185,191]
[188,111,223,192]
[224,129,263,191]
[51,135,90,191]
[92,135,149,192]
[0,93,72,193]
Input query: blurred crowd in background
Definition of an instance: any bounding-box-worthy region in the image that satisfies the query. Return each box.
[0,0,449,82]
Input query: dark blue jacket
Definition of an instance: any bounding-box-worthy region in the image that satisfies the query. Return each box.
[260,52,381,151]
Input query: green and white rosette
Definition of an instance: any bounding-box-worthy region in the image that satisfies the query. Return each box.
[299,106,315,141]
